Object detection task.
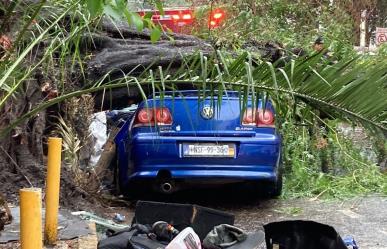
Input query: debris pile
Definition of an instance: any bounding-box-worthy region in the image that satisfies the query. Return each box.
[96,201,358,249]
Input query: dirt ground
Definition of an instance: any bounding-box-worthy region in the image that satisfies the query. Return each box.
[102,189,387,249]
[1,191,386,248]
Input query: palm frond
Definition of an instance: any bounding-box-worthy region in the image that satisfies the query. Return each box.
[1,52,387,138]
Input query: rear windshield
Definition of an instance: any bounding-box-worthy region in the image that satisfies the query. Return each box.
[152,91,241,98]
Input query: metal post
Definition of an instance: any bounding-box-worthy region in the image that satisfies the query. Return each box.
[360,10,367,48]
[20,188,43,249]
[44,137,62,245]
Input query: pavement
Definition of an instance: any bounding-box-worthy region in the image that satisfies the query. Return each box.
[0,207,94,248]
[230,196,387,249]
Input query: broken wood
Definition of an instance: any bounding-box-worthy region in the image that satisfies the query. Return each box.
[93,125,122,177]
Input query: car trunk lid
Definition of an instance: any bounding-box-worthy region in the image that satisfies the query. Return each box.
[136,91,274,137]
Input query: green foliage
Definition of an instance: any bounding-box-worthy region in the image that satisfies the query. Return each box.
[2,51,387,137]
[83,0,164,40]
[86,0,103,17]
[150,26,162,42]
[0,0,90,108]
[376,43,387,57]
[192,0,356,57]
[282,121,387,199]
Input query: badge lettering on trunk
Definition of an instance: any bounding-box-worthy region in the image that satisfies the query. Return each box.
[201,105,214,119]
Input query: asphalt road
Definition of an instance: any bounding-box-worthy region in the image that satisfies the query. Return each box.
[106,191,387,249]
[229,196,387,249]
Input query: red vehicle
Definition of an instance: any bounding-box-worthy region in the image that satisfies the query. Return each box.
[135,3,225,33]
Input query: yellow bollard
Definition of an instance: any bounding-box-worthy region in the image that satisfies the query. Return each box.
[20,188,43,249]
[44,137,62,245]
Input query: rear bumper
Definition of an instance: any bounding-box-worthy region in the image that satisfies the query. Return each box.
[131,167,276,180]
[124,133,281,182]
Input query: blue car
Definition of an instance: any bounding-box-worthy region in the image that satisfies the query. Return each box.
[114,90,283,197]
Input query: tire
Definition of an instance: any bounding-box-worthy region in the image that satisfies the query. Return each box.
[113,156,123,194]
[114,156,136,198]
[268,151,284,197]
[267,167,283,197]
[258,162,283,198]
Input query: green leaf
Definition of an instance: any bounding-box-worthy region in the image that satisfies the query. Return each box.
[155,0,164,15]
[143,12,153,20]
[86,0,103,17]
[150,27,161,43]
[115,0,126,9]
[103,5,122,20]
[130,12,144,31]
[123,10,144,31]
[141,13,153,28]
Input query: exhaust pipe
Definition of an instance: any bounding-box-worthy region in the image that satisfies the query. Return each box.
[160,182,173,194]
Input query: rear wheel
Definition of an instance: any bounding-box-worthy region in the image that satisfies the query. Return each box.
[113,156,123,194]
[257,163,283,198]
[266,168,283,197]
[114,156,136,198]
[267,151,284,197]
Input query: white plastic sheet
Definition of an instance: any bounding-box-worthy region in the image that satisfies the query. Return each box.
[89,111,107,167]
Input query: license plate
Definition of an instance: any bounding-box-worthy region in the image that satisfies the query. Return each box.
[183,143,235,157]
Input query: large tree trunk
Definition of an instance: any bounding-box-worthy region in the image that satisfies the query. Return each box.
[85,19,213,82]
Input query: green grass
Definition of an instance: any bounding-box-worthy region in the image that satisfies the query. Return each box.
[283,160,387,199]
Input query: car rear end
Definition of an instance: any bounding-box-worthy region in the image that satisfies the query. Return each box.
[137,8,195,33]
[119,91,282,195]
[135,3,226,33]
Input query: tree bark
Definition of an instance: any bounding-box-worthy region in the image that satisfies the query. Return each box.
[85,19,213,82]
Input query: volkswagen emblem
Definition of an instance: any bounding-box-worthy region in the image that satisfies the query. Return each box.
[201,105,214,119]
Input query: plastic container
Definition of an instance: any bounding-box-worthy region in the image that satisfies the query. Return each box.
[166,227,201,249]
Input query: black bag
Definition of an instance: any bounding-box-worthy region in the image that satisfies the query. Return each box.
[98,229,134,249]
[203,224,266,249]
[98,224,167,249]
[133,201,234,240]
[264,220,348,249]
[128,234,167,249]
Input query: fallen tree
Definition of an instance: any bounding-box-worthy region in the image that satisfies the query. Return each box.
[87,19,213,81]
[1,1,385,207]
[0,3,214,206]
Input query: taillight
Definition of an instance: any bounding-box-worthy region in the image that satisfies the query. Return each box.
[182,14,192,20]
[242,108,256,126]
[172,14,180,20]
[137,109,153,123]
[134,108,172,127]
[242,108,275,127]
[209,8,225,28]
[213,12,223,19]
[172,12,193,21]
[155,108,172,124]
[257,109,275,127]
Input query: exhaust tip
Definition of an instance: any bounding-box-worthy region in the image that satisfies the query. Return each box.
[161,182,173,193]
